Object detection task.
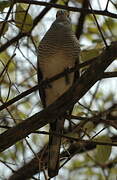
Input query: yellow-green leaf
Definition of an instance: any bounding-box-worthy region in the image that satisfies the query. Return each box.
[0,51,16,72]
[57,0,69,5]
[20,3,28,10]
[0,51,11,63]
[83,121,94,134]
[81,47,102,62]
[87,27,98,34]
[69,160,83,170]
[94,135,112,164]
[15,4,33,32]
[0,1,10,11]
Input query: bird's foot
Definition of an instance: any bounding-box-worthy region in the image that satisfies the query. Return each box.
[42,78,52,89]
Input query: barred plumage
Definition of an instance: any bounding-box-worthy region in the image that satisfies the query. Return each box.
[37,10,80,178]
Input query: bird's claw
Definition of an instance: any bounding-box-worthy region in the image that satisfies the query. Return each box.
[64,67,70,84]
[42,78,52,89]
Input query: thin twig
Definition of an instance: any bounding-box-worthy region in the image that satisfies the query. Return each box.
[34,130,117,147]
[13,0,117,19]
[88,1,108,47]
[0,1,14,38]
[0,54,16,77]
[0,68,117,111]
[105,0,110,11]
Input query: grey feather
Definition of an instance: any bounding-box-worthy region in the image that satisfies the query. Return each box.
[37,10,80,178]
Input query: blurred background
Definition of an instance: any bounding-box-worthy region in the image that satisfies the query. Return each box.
[0,0,117,179]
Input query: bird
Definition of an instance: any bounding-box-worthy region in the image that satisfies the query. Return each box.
[37,10,80,178]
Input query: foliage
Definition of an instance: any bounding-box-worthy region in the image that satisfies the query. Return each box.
[0,0,117,179]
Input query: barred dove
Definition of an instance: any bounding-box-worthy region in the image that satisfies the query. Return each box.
[37,10,80,178]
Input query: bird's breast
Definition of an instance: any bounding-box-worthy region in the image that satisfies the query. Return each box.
[39,51,76,106]
[39,51,75,79]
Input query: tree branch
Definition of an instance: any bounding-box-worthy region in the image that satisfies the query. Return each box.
[8,135,117,180]
[0,42,117,152]
[0,0,58,53]
[13,0,117,18]
[0,67,116,112]
[75,0,89,39]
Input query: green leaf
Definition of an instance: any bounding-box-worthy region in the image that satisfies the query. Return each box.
[20,3,29,10]
[104,93,114,103]
[69,159,84,170]
[72,105,86,116]
[94,135,112,164]
[21,101,32,110]
[57,0,68,5]
[15,4,33,32]
[95,91,104,99]
[0,51,10,63]
[32,134,38,144]
[0,51,16,73]
[83,121,94,135]
[87,27,98,34]
[81,47,102,62]
[0,0,10,11]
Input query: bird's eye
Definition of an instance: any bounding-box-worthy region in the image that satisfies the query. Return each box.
[56,10,70,18]
[65,11,69,18]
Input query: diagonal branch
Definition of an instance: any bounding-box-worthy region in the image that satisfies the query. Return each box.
[0,0,58,53]
[0,41,117,153]
[8,135,117,180]
[13,0,117,18]
[75,0,89,39]
[0,65,116,111]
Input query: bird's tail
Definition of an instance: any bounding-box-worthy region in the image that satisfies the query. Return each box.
[48,118,64,178]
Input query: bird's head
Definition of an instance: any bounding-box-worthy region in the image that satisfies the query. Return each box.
[56,10,71,23]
